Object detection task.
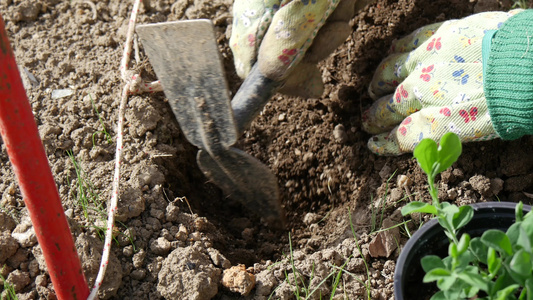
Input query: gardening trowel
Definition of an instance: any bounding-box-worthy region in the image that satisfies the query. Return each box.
[136,20,285,228]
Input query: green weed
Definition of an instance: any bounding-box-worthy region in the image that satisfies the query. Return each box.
[66,151,135,249]
[512,0,530,8]
[0,266,18,300]
[349,209,372,300]
[67,150,106,222]
[269,233,350,300]
[0,205,19,225]
[89,94,112,147]
[370,170,397,233]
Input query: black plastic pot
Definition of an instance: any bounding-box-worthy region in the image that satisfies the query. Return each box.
[394,202,532,300]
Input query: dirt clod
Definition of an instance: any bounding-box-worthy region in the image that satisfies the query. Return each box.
[0,233,19,264]
[6,270,31,292]
[157,245,221,300]
[150,237,172,255]
[368,218,400,258]
[221,264,256,296]
[76,234,122,299]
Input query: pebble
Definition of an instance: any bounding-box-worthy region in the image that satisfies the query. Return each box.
[132,249,146,269]
[333,124,348,144]
[469,174,491,196]
[11,217,37,248]
[189,232,202,241]
[6,270,30,292]
[396,174,412,188]
[150,208,165,220]
[123,245,134,257]
[176,225,188,241]
[368,218,400,258]
[221,265,256,296]
[388,188,403,203]
[35,274,47,287]
[165,203,180,222]
[207,248,231,269]
[130,269,147,280]
[0,212,16,232]
[490,178,504,195]
[303,213,322,225]
[28,260,39,277]
[151,237,171,255]
[194,217,211,232]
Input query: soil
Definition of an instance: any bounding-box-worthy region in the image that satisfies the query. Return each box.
[1,0,533,299]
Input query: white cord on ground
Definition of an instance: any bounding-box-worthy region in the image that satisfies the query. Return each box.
[87,0,141,299]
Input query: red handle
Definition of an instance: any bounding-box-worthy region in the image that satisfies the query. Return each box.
[0,14,89,299]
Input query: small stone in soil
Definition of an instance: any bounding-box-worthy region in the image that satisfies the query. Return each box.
[303,212,322,225]
[151,237,171,255]
[6,270,31,292]
[0,234,19,264]
[221,265,256,296]
[333,124,348,144]
[368,218,400,258]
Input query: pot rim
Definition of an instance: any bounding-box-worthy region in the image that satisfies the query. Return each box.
[394,201,532,299]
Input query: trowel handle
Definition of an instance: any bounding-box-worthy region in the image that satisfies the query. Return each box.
[231,64,281,135]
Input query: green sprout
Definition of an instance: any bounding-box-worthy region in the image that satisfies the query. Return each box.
[401,132,533,299]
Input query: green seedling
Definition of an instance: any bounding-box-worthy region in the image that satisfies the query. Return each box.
[401,132,465,244]
[89,94,113,146]
[512,0,530,8]
[349,209,372,300]
[370,170,397,233]
[402,132,533,299]
[270,233,350,300]
[0,267,18,300]
[67,150,107,222]
[0,204,19,224]
[66,151,135,249]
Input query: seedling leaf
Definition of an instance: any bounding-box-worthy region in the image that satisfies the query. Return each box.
[510,249,532,276]
[457,233,470,255]
[422,255,446,272]
[401,201,437,216]
[452,206,473,232]
[434,132,462,175]
[516,201,524,222]
[525,278,533,300]
[495,284,520,300]
[413,138,438,176]
[457,271,488,292]
[516,225,532,253]
[487,247,501,275]
[470,237,488,264]
[482,230,513,256]
[424,268,451,282]
[430,291,446,300]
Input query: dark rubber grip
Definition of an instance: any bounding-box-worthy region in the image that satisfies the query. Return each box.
[231,64,281,135]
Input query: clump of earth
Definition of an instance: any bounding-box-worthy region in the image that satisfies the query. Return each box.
[1,0,532,299]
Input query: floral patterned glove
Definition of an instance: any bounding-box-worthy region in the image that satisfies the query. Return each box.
[362,9,524,156]
[230,0,372,98]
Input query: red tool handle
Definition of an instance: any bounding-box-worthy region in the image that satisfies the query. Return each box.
[0,14,89,299]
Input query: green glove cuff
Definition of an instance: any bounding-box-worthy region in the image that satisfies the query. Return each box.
[484,9,533,140]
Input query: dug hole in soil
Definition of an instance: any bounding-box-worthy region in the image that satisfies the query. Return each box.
[1,0,533,299]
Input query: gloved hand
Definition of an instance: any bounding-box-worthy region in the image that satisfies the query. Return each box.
[362,9,532,155]
[230,0,372,98]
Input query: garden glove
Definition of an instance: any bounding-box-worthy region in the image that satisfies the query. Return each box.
[230,0,373,98]
[362,9,533,156]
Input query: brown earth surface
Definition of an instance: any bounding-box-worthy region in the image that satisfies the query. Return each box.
[1,0,533,299]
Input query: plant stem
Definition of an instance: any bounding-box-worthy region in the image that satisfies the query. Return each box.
[427,175,439,205]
